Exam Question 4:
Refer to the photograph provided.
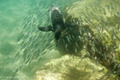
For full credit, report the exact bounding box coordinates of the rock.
[34,55,114,80]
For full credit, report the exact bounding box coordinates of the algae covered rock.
[62,0,120,78]
[34,55,114,80]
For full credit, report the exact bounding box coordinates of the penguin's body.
[38,6,65,42]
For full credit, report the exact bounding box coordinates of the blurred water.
[0,0,120,80]
[0,0,35,80]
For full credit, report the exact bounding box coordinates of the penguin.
[38,6,65,43]
[38,6,83,54]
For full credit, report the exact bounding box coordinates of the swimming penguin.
[38,6,83,54]
[38,6,65,43]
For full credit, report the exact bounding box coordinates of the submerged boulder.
[34,55,114,80]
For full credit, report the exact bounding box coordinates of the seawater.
[0,0,36,80]
[0,0,120,80]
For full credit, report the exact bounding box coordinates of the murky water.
[0,0,120,80]
[0,0,34,80]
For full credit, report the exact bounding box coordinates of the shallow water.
[0,0,34,80]
[0,0,120,80]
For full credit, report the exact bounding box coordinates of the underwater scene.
[0,0,120,80]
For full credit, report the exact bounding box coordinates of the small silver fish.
[92,66,95,73]
[65,44,68,51]
[66,36,71,44]
[78,36,82,41]
[76,42,79,47]
[106,44,108,51]
[74,49,77,54]
[116,24,119,29]
[71,35,75,40]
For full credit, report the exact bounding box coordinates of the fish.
[85,7,89,12]
[87,51,90,56]
[92,66,95,73]
[116,24,119,29]
[74,49,77,54]
[71,35,75,40]
[66,36,71,44]
[96,59,99,65]
[88,33,91,37]
[116,10,120,15]
[90,12,94,17]
[112,56,115,62]
[114,14,118,19]
[46,44,53,49]
[100,71,110,80]
[87,18,95,27]
[106,44,108,51]
[112,63,119,72]
[85,37,88,43]
[84,64,88,71]
[98,68,105,72]
[17,33,24,42]
[92,47,95,53]
[15,52,20,58]
[78,36,82,41]
[25,57,30,64]
[102,7,106,15]
[75,42,79,48]
[65,44,68,51]
[11,69,19,80]
[84,19,89,23]
[104,53,107,60]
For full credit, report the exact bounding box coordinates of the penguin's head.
[49,6,61,17]
[49,6,64,26]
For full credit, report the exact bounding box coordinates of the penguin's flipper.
[38,25,53,32]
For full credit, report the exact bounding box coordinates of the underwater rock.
[63,0,120,78]
[34,55,114,80]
